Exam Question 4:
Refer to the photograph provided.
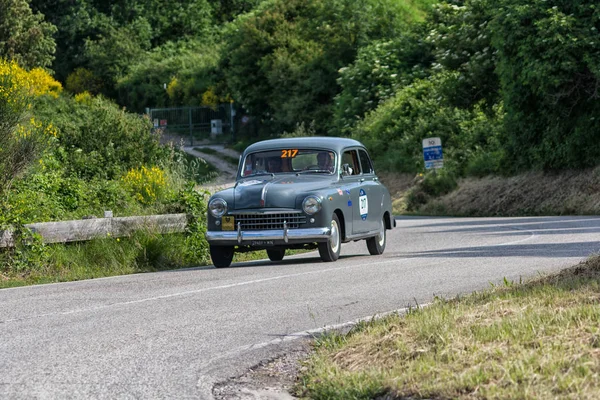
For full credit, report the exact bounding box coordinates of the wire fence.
[147,104,234,146]
[147,104,264,146]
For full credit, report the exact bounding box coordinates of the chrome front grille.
[234,213,306,230]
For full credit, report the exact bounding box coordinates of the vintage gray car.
[205,137,395,268]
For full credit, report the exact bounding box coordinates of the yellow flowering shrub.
[201,87,232,110]
[1,59,60,140]
[15,117,58,139]
[166,77,179,100]
[201,87,219,110]
[1,59,60,194]
[122,166,168,204]
[0,59,62,102]
[0,59,33,113]
[74,91,93,105]
[27,68,63,98]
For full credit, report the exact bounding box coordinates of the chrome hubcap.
[330,219,340,253]
[377,220,385,247]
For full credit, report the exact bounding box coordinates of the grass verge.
[0,235,313,289]
[297,255,600,399]
[0,231,209,289]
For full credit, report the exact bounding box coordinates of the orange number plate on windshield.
[281,149,299,158]
[222,216,235,231]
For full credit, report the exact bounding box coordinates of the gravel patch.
[212,340,312,400]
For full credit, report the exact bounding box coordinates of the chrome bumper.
[205,224,331,245]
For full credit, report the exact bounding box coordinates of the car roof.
[243,137,364,154]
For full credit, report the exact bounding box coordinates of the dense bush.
[354,72,504,174]
[33,94,165,180]
[405,169,458,210]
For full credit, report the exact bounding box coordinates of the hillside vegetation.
[5,0,596,178]
[0,59,210,286]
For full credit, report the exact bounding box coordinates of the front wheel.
[210,245,234,268]
[366,217,386,255]
[267,249,285,262]
[318,214,341,262]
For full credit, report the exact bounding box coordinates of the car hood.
[233,175,335,209]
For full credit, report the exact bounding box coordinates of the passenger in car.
[267,157,282,173]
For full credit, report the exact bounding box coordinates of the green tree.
[425,0,499,109]
[84,17,153,99]
[0,0,57,69]
[333,25,433,136]
[117,40,220,111]
[209,0,266,23]
[30,0,103,82]
[221,0,432,135]
[491,0,600,170]
[107,0,214,46]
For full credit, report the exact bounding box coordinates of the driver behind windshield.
[317,151,333,172]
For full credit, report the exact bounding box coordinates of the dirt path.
[183,146,239,193]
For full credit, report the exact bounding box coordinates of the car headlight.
[209,198,228,218]
[302,196,322,215]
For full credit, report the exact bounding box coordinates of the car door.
[340,149,369,235]
[357,149,383,232]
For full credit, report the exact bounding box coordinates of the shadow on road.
[398,241,600,259]
[400,216,600,230]
[227,254,364,269]
[158,254,367,273]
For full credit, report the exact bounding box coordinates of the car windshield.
[241,149,336,177]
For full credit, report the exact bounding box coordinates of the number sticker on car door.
[359,189,368,220]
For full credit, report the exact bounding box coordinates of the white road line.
[491,226,537,246]
[0,256,423,324]
[215,304,431,358]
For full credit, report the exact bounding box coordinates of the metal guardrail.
[0,214,188,248]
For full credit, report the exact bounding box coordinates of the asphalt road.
[1,216,599,399]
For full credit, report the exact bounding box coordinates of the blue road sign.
[422,137,444,169]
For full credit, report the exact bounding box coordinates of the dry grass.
[377,172,415,215]
[297,256,600,399]
[419,167,600,216]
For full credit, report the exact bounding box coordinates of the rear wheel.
[366,216,386,255]
[210,245,234,268]
[267,249,285,262]
[319,214,341,262]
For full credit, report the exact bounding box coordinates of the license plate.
[222,216,235,231]
[251,240,274,246]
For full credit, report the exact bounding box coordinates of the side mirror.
[341,163,353,176]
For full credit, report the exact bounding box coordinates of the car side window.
[341,150,361,175]
[358,150,374,175]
